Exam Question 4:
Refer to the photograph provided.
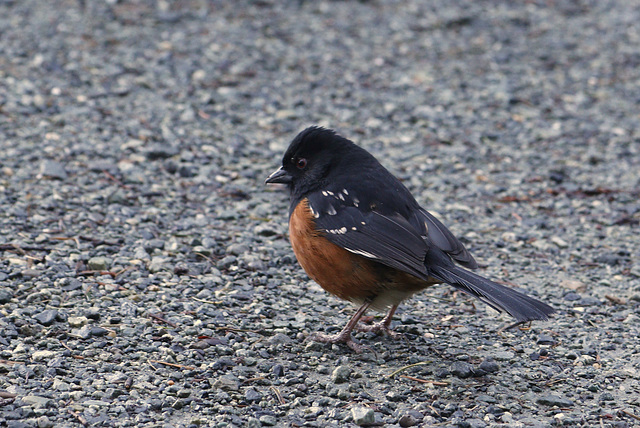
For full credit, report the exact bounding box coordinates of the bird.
[265,126,554,351]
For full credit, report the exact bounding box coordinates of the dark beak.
[265,167,292,185]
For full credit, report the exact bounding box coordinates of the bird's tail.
[430,264,554,322]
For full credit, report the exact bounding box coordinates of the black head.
[265,126,365,197]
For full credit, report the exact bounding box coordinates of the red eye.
[296,158,307,169]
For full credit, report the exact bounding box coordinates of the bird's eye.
[296,158,307,169]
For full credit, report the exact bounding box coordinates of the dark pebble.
[91,327,109,337]
[0,288,12,303]
[578,297,602,306]
[450,361,474,379]
[536,394,574,407]
[478,358,499,373]
[272,364,285,377]
[564,292,581,301]
[145,144,179,160]
[600,392,615,402]
[536,334,556,345]
[34,309,58,326]
[244,387,262,403]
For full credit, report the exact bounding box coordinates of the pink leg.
[309,301,372,352]
[355,305,402,339]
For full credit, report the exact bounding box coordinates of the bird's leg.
[355,304,402,339]
[309,301,372,352]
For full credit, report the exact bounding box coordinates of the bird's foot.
[308,331,371,353]
[355,319,403,339]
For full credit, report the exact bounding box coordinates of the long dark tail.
[430,264,554,322]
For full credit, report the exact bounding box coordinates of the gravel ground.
[1,0,640,427]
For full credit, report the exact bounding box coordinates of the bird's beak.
[265,166,292,185]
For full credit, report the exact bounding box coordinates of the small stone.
[245,417,261,428]
[21,395,52,409]
[148,256,168,273]
[87,257,110,271]
[272,364,285,377]
[600,392,615,402]
[73,325,92,339]
[244,387,262,402]
[68,316,89,328]
[478,358,499,374]
[269,333,292,345]
[493,351,515,361]
[464,418,487,428]
[536,334,556,345]
[254,224,279,237]
[177,389,191,398]
[90,327,109,337]
[476,394,498,403]
[450,361,474,378]
[226,243,250,255]
[216,255,237,270]
[39,160,67,179]
[34,309,58,326]
[385,391,404,402]
[398,414,419,427]
[537,394,574,407]
[351,406,375,426]
[259,415,277,426]
[550,236,569,248]
[21,269,42,278]
[212,374,239,391]
[560,279,586,292]
[332,365,352,384]
[37,415,54,428]
[0,288,12,303]
[564,292,582,301]
[31,350,55,361]
[145,143,179,160]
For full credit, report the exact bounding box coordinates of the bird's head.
[265,126,356,197]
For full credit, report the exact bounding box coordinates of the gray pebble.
[351,406,375,426]
[148,256,168,273]
[536,394,574,408]
[332,365,352,383]
[478,358,499,374]
[244,387,262,402]
[34,309,58,326]
[87,257,110,271]
[21,395,52,409]
[39,160,67,179]
[0,288,12,303]
[536,334,556,345]
[259,415,277,426]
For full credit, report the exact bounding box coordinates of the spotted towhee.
[266,126,554,351]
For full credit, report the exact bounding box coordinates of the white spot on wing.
[309,205,320,219]
[322,191,328,197]
[327,206,337,215]
[326,227,347,235]
[345,248,379,259]
[343,189,349,195]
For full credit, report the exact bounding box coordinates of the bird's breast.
[289,199,436,310]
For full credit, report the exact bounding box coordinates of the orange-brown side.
[289,198,434,307]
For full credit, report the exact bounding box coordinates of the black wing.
[409,208,478,269]
[306,189,430,280]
